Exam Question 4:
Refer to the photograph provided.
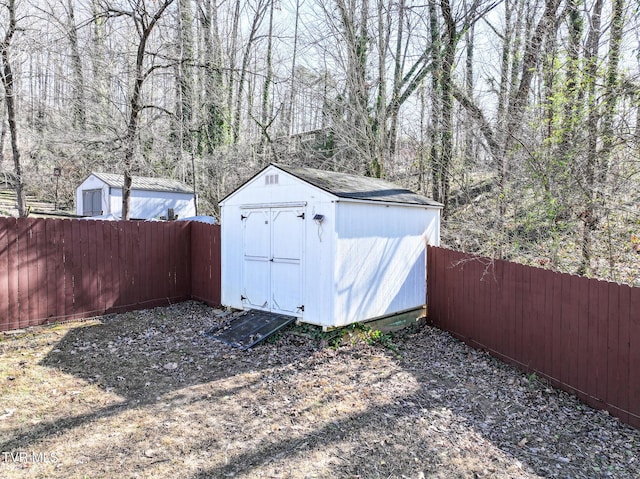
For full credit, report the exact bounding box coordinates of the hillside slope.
[442,177,640,286]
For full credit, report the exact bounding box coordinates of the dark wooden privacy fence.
[427,246,640,429]
[190,221,221,306]
[0,217,221,331]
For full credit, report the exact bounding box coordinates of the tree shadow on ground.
[1,302,312,454]
[186,326,640,479]
[2,303,638,479]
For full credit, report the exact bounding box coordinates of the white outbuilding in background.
[220,163,442,329]
[76,172,196,220]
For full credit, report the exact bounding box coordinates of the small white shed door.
[241,207,304,316]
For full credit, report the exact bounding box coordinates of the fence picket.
[549,272,563,384]
[176,221,192,294]
[515,263,526,368]
[528,268,545,373]
[616,284,631,424]
[575,275,590,403]
[606,282,620,411]
[561,274,577,391]
[488,259,500,354]
[24,218,37,325]
[79,219,92,316]
[126,221,137,305]
[595,281,610,408]
[62,220,75,319]
[94,220,106,312]
[36,219,47,323]
[117,221,129,309]
[17,219,32,327]
[542,269,555,377]
[0,219,9,330]
[107,221,120,312]
[6,218,18,330]
[628,287,640,429]
[51,220,65,320]
[504,261,517,361]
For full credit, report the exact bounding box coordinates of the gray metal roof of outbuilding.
[90,172,193,194]
[274,164,443,207]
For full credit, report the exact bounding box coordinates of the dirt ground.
[1,301,638,479]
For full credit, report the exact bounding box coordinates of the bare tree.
[196,0,226,152]
[66,0,86,128]
[231,0,269,144]
[1,0,26,216]
[175,0,194,152]
[103,0,176,220]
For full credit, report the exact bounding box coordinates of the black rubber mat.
[206,309,296,349]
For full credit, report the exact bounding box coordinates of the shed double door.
[241,207,304,316]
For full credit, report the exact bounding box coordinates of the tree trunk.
[428,0,442,203]
[1,0,26,217]
[500,0,561,164]
[121,0,176,220]
[439,0,457,216]
[286,0,301,137]
[91,0,108,121]
[199,0,225,152]
[0,111,6,164]
[463,15,475,173]
[176,0,195,152]
[335,0,371,171]
[558,0,583,166]
[228,0,241,142]
[386,0,404,160]
[579,0,603,275]
[231,0,268,144]
[259,0,275,158]
[598,0,624,182]
[67,0,86,128]
[372,0,389,177]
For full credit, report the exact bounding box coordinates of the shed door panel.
[243,260,270,309]
[243,210,270,258]
[271,262,301,315]
[82,189,102,216]
[271,209,303,315]
[271,209,302,261]
[242,210,271,310]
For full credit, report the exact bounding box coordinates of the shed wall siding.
[108,189,196,219]
[333,202,440,326]
[299,196,336,327]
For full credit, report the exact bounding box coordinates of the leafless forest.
[0,0,638,281]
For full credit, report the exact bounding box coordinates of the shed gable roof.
[274,164,442,207]
[88,172,192,194]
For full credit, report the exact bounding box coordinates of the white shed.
[220,163,442,329]
[75,172,196,220]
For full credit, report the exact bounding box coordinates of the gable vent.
[265,174,279,185]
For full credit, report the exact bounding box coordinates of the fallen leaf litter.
[0,301,638,478]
